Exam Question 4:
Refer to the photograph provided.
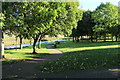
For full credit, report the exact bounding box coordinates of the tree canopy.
[2,1,82,53]
[92,2,119,41]
[72,2,120,42]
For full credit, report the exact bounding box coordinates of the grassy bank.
[37,41,120,73]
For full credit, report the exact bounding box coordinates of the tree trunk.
[30,39,32,45]
[32,38,38,54]
[115,35,118,42]
[95,35,98,42]
[75,37,77,42]
[90,35,93,43]
[111,35,114,41]
[19,35,22,49]
[76,37,79,42]
[73,37,75,42]
[38,39,41,49]
[104,34,106,42]
[16,37,18,51]
[0,29,4,59]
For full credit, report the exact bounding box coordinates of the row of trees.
[72,2,120,42]
[1,1,83,55]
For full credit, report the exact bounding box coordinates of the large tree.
[75,10,95,42]
[2,1,82,54]
[23,2,82,53]
[2,2,27,49]
[92,2,118,42]
[23,2,65,53]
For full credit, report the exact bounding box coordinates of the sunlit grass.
[37,41,120,73]
[57,41,119,53]
[58,45,119,53]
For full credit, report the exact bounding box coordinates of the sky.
[78,0,119,11]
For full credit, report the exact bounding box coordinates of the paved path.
[2,45,63,78]
[2,45,120,79]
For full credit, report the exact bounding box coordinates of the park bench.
[55,41,60,44]
[51,41,60,48]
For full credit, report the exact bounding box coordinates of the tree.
[2,1,83,54]
[23,2,82,53]
[0,11,5,58]
[2,2,27,49]
[48,2,83,37]
[23,2,67,53]
[92,2,118,42]
[71,28,77,42]
[76,10,95,42]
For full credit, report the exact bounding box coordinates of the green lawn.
[37,41,120,73]
[3,43,52,64]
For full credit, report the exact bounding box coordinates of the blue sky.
[78,0,119,11]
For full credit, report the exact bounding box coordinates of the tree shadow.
[24,53,50,58]
[57,41,119,49]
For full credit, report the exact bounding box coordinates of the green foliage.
[71,10,95,42]
[49,2,83,37]
[92,2,119,37]
[72,2,120,42]
[0,13,5,29]
[77,10,95,36]
[2,1,83,53]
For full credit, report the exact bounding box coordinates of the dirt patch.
[2,57,21,61]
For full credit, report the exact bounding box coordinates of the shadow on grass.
[63,47,120,54]
[37,47,120,73]
[24,53,50,58]
[61,48,120,69]
[4,51,17,54]
[57,41,120,49]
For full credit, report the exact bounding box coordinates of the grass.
[3,43,52,64]
[57,41,119,53]
[37,41,120,73]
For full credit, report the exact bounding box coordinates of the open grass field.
[37,41,120,73]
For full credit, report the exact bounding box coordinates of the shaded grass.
[3,40,67,64]
[57,41,119,53]
[3,43,52,64]
[37,41,120,73]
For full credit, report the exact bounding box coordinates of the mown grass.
[57,41,119,53]
[3,43,52,64]
[37,41,120,73]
